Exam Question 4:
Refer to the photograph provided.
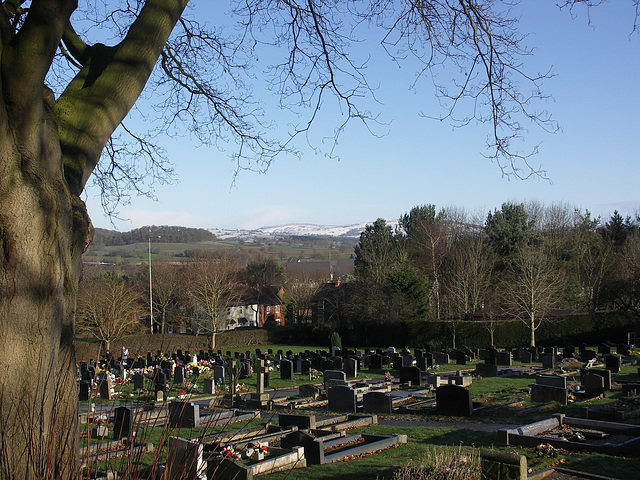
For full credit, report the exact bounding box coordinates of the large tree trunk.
[0,89,91,477]
[0,1,188,476]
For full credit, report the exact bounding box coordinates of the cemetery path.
[377,417,519,432]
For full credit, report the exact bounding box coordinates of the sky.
[82,2,640,232]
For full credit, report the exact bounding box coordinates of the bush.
[330,331,342,350]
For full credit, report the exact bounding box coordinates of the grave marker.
[436,385,473,416]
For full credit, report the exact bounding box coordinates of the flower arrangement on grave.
[309,369,319,381]
[235,383,247,393]
[243,441,268,459]
[219,446,240,460]
[561,428,586,442]
[384,372,393,382]
[535,443,557,458]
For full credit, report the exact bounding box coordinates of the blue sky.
[83,2,640,231]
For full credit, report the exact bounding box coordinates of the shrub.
[330,331,342,350]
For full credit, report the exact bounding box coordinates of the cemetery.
[76,341,640,479]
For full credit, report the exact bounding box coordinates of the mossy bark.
[0,0,188,476]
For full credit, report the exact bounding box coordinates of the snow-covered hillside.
[210,221,399,241]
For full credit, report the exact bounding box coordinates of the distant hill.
[92,225,215,246]
[210,221,399,242]
[90,220,400,247]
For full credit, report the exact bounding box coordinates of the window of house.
[275,305,280,313]
[266,306,270,314]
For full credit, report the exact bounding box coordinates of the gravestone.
[562,346,575,359]
[91,424,108,439]
[425,352,434,368]
[580,349,598,362]
[455,350,466,365]
[540,354,555,370]
[520,351,533,364]
[213,365,226,386]
[300,359,311,375]
[536,375,567,389]
[133,373,145,391]
[436,385,473,416]
[155,370,168,397]
[298,384,321,400]
[250,359,269,405]
[169,401,201,428]
[530,384,568,405]
[113,407,133,440]
[476,363,498,377]
[599,344,612,355]
[392,356,403,370]
[416,356,428,372]
[323,370,347,390]
[402,354,415,367]
[605,354,621,374]
[434,352,450,365]
[98,374,112,400]
[496,351,512,366]
[481,449,527,480]
[582,372,605,395]
[370,354,383,370]
[327,385,357,413]
[173,365,185,384]
[580,368,611,390]
[344,358,358,379]
[427,375,443,388]
[203,378,215,394]
[167,436,204,480]
[79,380,90,401]
[322,359,335,372]
[280,359,295,380]
[363,391,393,414]
[399,366,422,385]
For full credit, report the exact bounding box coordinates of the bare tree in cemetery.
[185,257,246,344]
[500,244,566,347]
[285,277,322,325]
[76,272,143,352]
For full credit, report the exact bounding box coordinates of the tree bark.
[0,1,188,476]
[0,86,89,478]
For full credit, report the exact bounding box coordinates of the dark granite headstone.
[582,372,605,395]
[113,406,132,440]
[605,354,621,373]
[540,354,555,370]
[203,378,215,394]
[475,363,498,377]
[169,401,201,428]
[399,366,422,385]
[363,391,393,414]
[280,359,294,380]
[173,365,185,384]
[530,384,568,405]
[327,385,357,412]
[344,357,358,379]
[436,385,473,416]
[323,370,347,390]
[370,354,383,370]
[79,380,90,401]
